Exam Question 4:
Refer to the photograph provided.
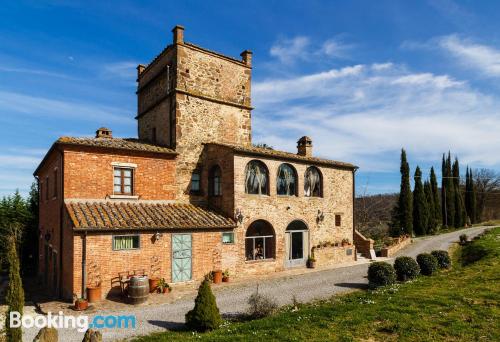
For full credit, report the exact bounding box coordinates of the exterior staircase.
[354,230,376,260]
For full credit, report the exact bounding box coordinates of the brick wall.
[72,230,225,299]
[63,146,176,200]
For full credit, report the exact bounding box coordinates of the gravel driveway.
[22,226,490,342]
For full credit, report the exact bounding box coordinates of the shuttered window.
[112,235,140,250]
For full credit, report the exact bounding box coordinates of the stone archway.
[285,220,309,267]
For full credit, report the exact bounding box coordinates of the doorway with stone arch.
[285,220,309,267]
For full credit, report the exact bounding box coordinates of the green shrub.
[431,250,451,269]
[461,244,489,265]
[367,262,396,288]
[394,256,420,281]
[416,253,438,276]
[185,280,222,331]
[459,234,468,244]
[247,291,278,319]
[5,235,24,342]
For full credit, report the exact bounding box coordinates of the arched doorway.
[285,220,309,267]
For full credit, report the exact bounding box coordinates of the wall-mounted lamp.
[316,210,325,224]
[235,209,244,224]
[153,232,163,242]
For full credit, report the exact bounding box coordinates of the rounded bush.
[394,256,420,281]
[367,262,396,288]
[431,250,451,269]
[416,253,439,276]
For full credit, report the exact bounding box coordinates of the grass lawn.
[135,228,500,342]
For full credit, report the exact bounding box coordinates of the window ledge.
[109,195,139,200]
[244,258,276,264]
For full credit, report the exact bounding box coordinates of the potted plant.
[212,270,223,284]
[149,256,161,293]
[307,256,316,268]
[74,297,88,311]
[341,238,350,247]
[157,278,171,294]
[86,261,102,303]
[222,270,230,282]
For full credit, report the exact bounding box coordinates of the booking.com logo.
[10,311,136,332]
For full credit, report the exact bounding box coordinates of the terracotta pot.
[86,286,101,303]
[222,276,229,283]
[149,278,159,293]
[161,287,170,294]
[74,300,88,311]
[307,260,316,269]
[212,270,222,284]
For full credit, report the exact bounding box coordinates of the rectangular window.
[112,235,140,250]
[53,170,58,198]
[335,215,342,227]
[222,232,234,244]
[45,177,49,201]
[114,167,133,195]
[190,171,201,193]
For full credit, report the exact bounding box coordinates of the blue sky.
[1,0,500,197]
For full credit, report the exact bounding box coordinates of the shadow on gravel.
[147,320,186,331]
[334,282,369,290]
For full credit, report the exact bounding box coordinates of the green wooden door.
[172,234,192,282]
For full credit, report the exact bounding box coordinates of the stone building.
[34,25,367,300]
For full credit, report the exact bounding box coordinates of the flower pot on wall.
[149,278,160,293]
[213,270,222,284]
[222,276,229,283]
[74,299,88,311]
[87,286,102,303]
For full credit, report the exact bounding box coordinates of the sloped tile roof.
[57,137,176,154]
[66,201,236,231]
[206,143,357,169]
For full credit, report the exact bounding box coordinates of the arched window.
[304,166,322,197]
[245,160,269,195]
[209,165,222,196]
[245,220,275,261]
[277,163,298,196]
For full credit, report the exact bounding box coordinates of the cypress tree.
[413,167,428,236]
[430,167,441,230]
[424,180,436,234]
[465,167,477,225]
[5,233,25,342]
[442,153,455,228]
[390,149,413,236]
[452,158,466,228]
[470,169,478,224]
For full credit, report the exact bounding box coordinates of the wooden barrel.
[128,276,149,304]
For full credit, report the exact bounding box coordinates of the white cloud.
[269,36,352,64]
[0,66,73,79]
[0,91,134,124]
[438,35,500,76]
[101,61,137,80]
[252,62,500,172]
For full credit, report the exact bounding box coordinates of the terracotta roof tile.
[66,201,236,231]
[206,143,357,169]
[57,137,176,154]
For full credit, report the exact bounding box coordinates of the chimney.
[172,25,185,44]
[96,127,112,139]
[136,64,145,79]
[240,50,253,66]
[297,136,312,157]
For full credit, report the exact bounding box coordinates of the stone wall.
[313,245,356,267]
[380,236,412,257]
[223,154,354,276]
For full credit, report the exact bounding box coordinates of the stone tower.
[136,25,253,201]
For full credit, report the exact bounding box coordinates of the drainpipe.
[81,231,87,299]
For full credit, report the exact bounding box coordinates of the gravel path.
[22,226,490,342]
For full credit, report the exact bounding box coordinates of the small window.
[113,235,140,250]
[191,171,201,193]
[209,165,222,196]
[114,167,133,195]
[45,176,49,201]
[53,170,58,198]
[222,232,234,244]
[335,215,342,227]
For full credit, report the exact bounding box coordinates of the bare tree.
[473,168,500,221]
